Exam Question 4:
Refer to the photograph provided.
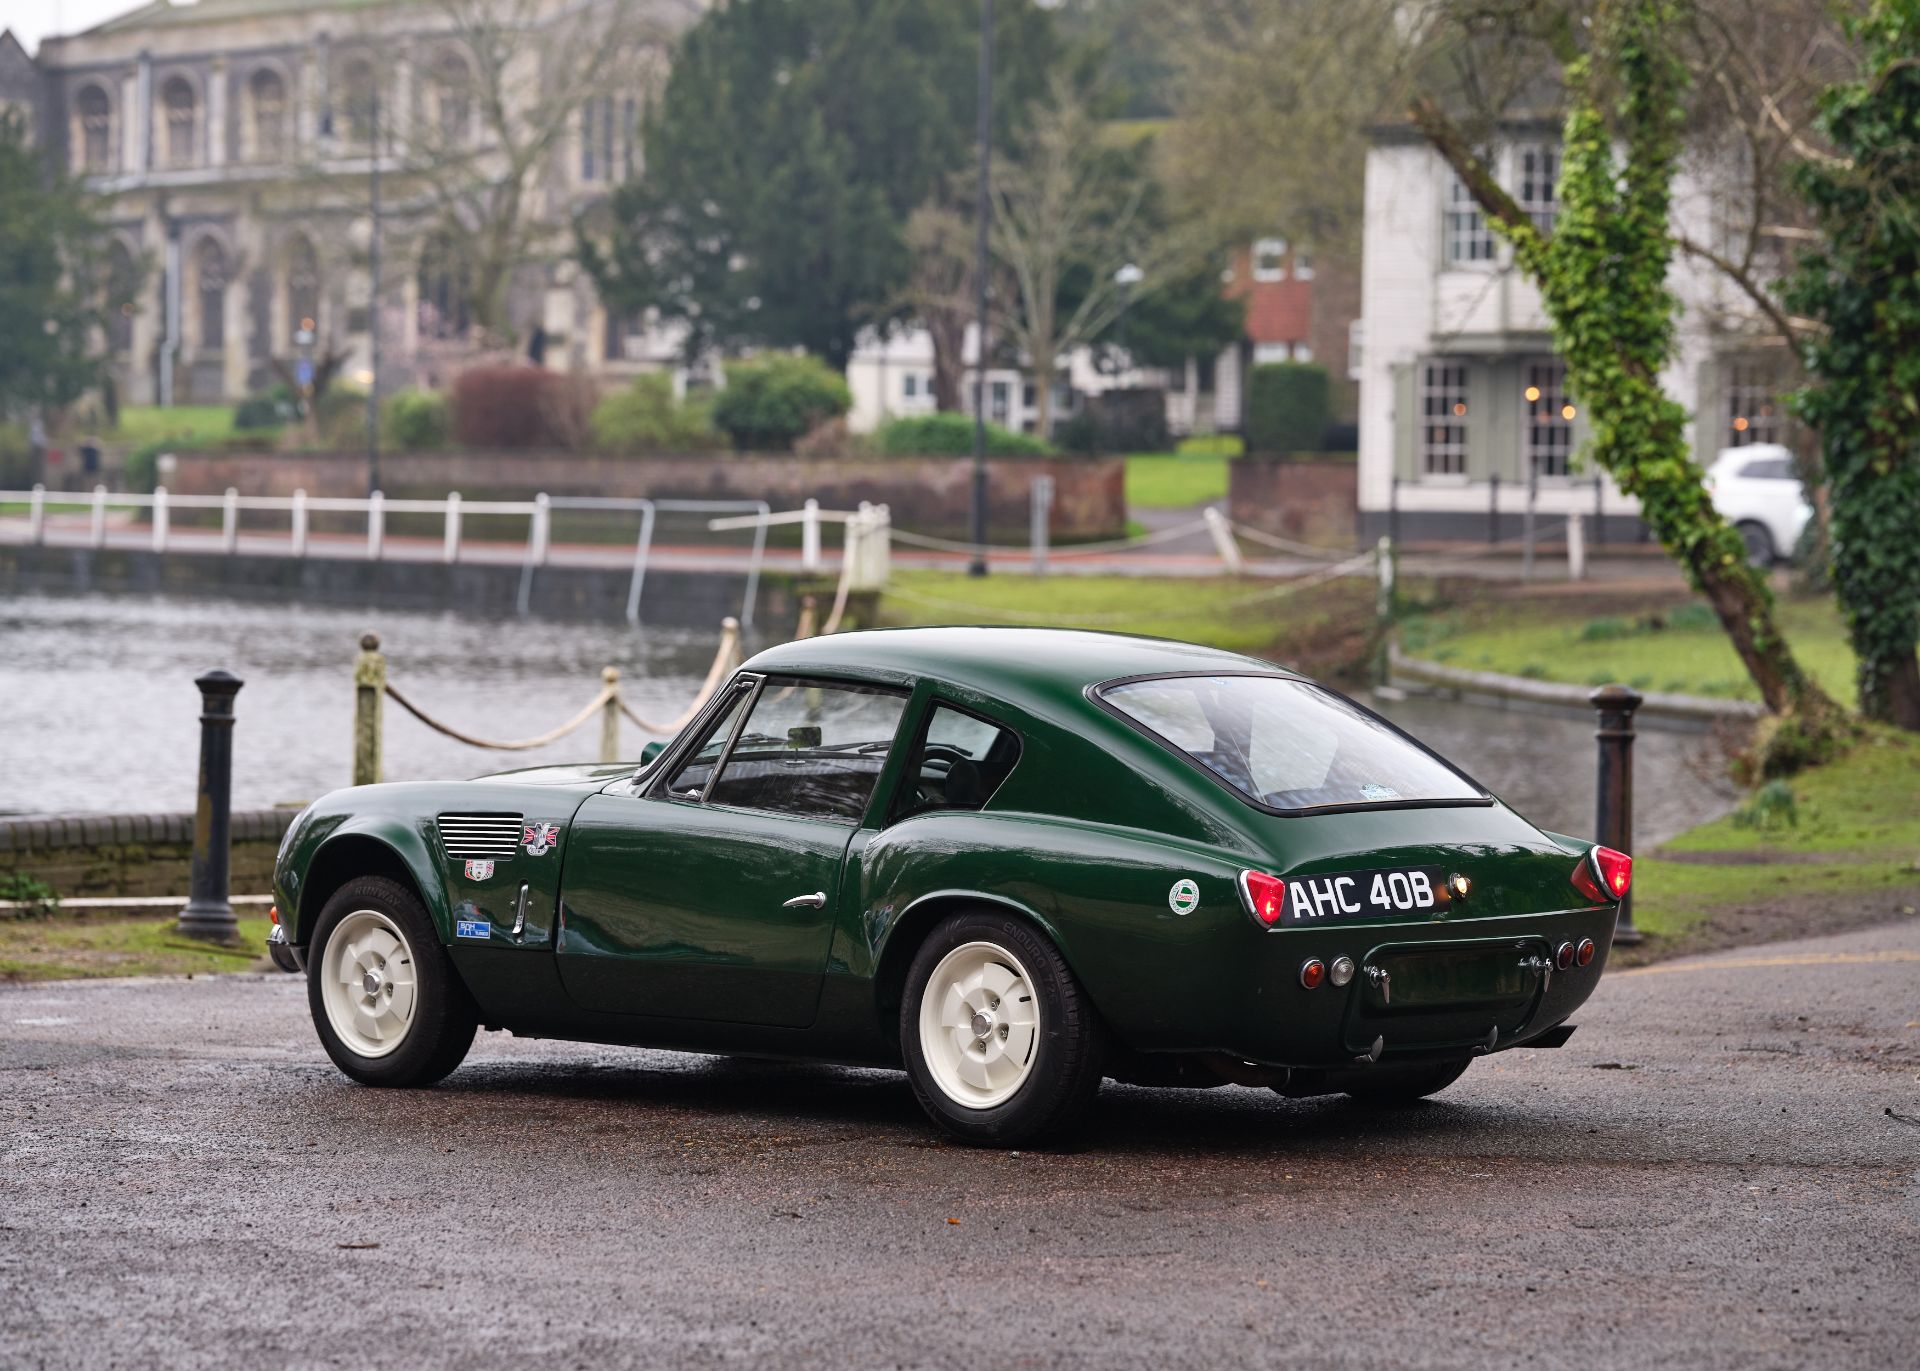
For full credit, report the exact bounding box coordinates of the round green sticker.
[1168,878,1200,915]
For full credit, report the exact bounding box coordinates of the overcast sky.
[8,0,149,55]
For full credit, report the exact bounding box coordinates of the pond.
[0,590,1736,846]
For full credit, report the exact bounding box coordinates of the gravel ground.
[2,919,1917,1370]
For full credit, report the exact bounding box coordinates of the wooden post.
[443,491,462,563]
[353,632,385,786]
[222,487,240,553]
[801,498,821,573]
[90,484,108,547]
[794,594,818,641]
[600,666,621,764]
[1203,506,1244,572]
[28,484,45,544]
[152,485,169,551]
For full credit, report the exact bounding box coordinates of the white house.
[1355,119,1796,541]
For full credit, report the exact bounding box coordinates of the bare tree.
[896,199,976,413]
[347,0,683,344]
[989,77,1197,435]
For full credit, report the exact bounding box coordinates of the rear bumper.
[1149,905,1618,1068]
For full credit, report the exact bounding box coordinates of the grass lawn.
[0,915,276,981]
[1400,593,1866,706]
[1124,452,1229,510]
[876,568,1378,661]
[109,405,238,446]
[1630,727,1920,948]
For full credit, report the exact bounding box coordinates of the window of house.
[1252,237,1288,282]
[581,95,617,181]
[1347,320,1365,381]
[433,55,471,146]
[417,231,472,341]
[1523,358,1573,477]
[895,704,1021,819]
[1252,341,1293,365]
[339,59,376,147]
[161,77,197,167]
[1518,144,1559,234]
[901,373,919,399]
[77,85,112,172]
[1444,173,1494,265]
[248,69,286,161]
[194,239,228,350]
[1420,361,1469,476]
[989,379,1010,425]
[1726,362,1782,446]
[1293,343,1314,364]
[1292,246,1314,281]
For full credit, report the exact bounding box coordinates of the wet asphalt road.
[3,921,1917,1371]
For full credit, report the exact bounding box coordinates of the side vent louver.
[436,813,524,860]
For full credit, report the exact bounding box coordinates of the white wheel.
[916,939,1042,1109]
[319,908,419,1059]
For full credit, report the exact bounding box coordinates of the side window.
[897,704,1021,819]
[662,685,752,799]
[705,678,908,823]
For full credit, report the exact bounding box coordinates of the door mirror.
[640,740,666,765]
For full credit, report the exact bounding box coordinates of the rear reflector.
[1571,846,1633,903]
[1555,941,1575,971]
[1239,870,1288,927]
[1299,959,1326,990]
[1576,938,1596,967]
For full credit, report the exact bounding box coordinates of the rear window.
[1097,674,1484,813]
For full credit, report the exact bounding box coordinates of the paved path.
[3,921,1914,1369]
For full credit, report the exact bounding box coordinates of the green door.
[556,675,909,1028]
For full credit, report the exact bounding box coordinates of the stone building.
[11,0,704,407]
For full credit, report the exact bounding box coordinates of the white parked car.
[1705,444,1813,565]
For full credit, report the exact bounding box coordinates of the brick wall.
[165,450,1127,541]
[0,810,295,900]
[1228,457,1360,550]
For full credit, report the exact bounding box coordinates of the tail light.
[1299,958,1326,989]
[269,905,280,926]
[1571,846,1632,903]
[1555,941,1575,971]
[1576,938,1596,967]
[1238,870,1287,927]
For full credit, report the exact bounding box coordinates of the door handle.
[782,891,827,909]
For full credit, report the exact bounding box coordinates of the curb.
[1388,645,1767,724]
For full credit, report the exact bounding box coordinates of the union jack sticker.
[522,822,560,857]
[463,859,495,881]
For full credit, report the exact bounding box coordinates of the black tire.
[1342,1058,1471,1105]
[1736,520,1776,567]
[900,910,1106,1147]
[306,875,478,1087]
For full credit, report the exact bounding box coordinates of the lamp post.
[967,0,994,579]
[366,79,383,499]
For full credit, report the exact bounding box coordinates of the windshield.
[1098,674,1484,812]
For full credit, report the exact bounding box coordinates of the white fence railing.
[2,484,772,628]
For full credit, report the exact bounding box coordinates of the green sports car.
[271,627,1631,1145]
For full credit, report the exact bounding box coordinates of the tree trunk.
[1030,347,1054,438]
[1878,654,1920,731]
[927,308,966,412]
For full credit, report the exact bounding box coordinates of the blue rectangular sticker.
[455,919,491,940]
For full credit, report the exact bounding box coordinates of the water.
[0,590,1737,845]
[1,592,716,815]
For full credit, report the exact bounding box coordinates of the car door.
[555,673,910,1028]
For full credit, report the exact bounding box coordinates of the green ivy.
[1448,0,1829,722]
[1785,0,1920,730]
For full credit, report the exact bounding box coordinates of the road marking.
[1617,950,1920,977]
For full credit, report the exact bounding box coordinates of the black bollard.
[177,670,245,943]
[1590,683,1643,946]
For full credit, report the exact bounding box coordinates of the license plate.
[1280,865,1451,924]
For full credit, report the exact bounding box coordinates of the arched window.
[106,241,138,355]
[77,85,113,172]
[339,59,376,147]
[193,238,229,350]
[432,53,470,146]
[249,68,287,161]
[285,234,320,341]
[161,76,197,167]
[416,230,471,341]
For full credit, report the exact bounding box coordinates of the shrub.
[589,373,723,453]
[876,411,1049,457]
[383,389,452,451]
[449,365,594,449]
[315,384,369,450]
[1176,433,1244,459]
[1579,616,1633,642]
[233,386,294,431]
[711,354,851,451]
[1245,362,1330,454]
[1055,388,1169,455]
[0,872,59,916]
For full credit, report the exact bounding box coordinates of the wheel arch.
[296,828,449,947]
[870,889,1079,1040]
